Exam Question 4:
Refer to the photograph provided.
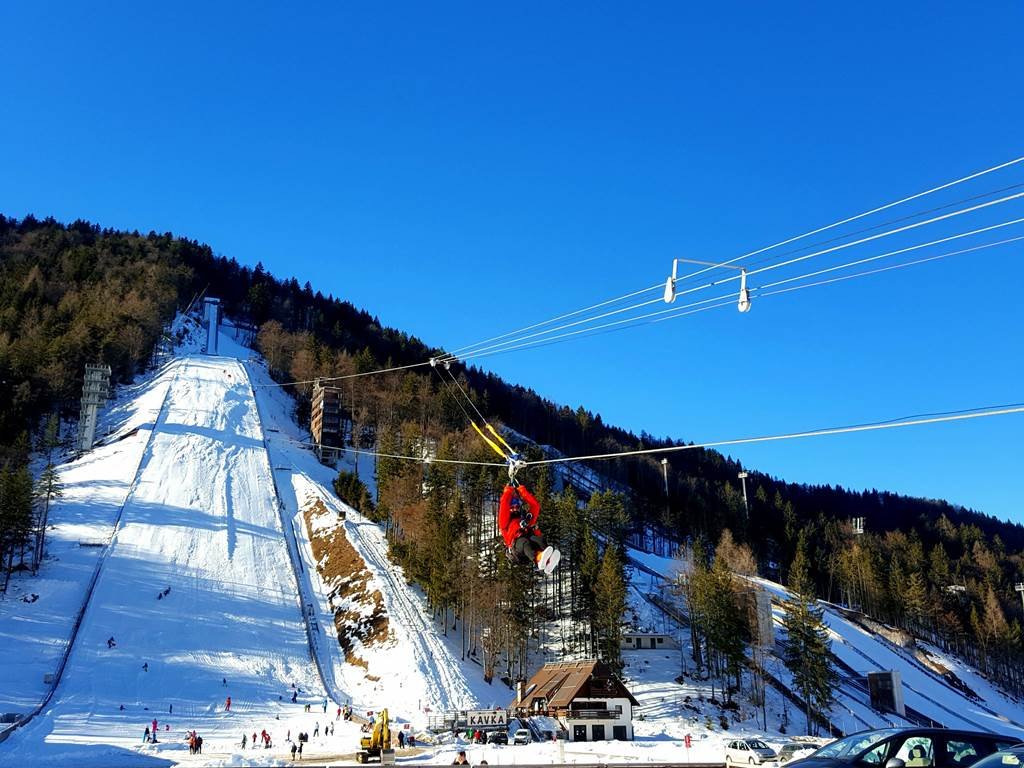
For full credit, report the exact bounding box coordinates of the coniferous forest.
[3,213,1024,698]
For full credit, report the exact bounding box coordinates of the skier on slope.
[498,480,560,574]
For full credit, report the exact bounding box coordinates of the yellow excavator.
[356,708,394,764]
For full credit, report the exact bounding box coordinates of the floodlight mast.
[738,471,749,516]
[664,258,751,313]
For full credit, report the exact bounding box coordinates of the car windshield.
[749,741,770,749]
[813,731,899,761]
[971,750,1024,768]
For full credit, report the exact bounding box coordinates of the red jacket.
[498,484,540,548]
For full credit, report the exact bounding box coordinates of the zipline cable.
[754,221,1024,291]
[752,237,1024,299]
[255,360,432,389]
[445,280,666,358]
[445,195,1024,363]
[667,190,1024,303]
[524,403,1024,466]
[286,436,506,467]
[429,359,518,462]
[451,219,1024,362]
[671,154,1024,284]
[454,233,1023,363]
[684,180,1024,284]
[449,157,1024,360]
[259,168,1024,388]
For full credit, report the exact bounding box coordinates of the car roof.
[847,728,1014,738]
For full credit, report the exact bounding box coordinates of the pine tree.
[781,531,837,735]
[904,571,929,631]
[577,528,600,655]
[1,465,34,591]
[594,543,626,671]
[33,462,63,571]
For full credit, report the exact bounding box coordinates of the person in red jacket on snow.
[499,481,560,574]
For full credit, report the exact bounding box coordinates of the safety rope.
[430,358,526,483]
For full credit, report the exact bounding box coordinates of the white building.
[511,659,638,742]
[621,632,678,650]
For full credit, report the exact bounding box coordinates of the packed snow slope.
[624,549,1024,738]
[0,361,176,718]
[1,352,328,765]
[0,325,499,767]
[244,349,499,718]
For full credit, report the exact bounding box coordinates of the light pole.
[738,471,749,517]
[661,459,670,556]
[1015,583,1024,617]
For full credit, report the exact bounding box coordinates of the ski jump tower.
[203,297,221,354]
[77,363,111,454]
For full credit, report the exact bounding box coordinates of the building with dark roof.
[511,659,638,742]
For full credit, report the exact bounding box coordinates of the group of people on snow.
[141,718,168,744]
[186,730,203,754]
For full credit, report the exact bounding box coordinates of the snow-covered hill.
[5,322,1024,767]
[625,549,1024,740]
[0,327,499,767]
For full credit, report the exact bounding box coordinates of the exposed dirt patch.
[303,497,390,671]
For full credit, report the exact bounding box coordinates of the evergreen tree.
[577,527,600,655]
[333,469,376,519]
[781,531,837,734]
[1,465,34,591]
[904,570,929,630]
[594,542,626,671]
[33,462,63,571]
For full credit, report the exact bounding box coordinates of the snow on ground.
[0,347,334,766]
[10,318,1024,766]
[245,353,509,723]
[752,577,1024,738]
[626,547,1024,738]
[0,360,178,718]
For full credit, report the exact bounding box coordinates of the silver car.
[727,739,778,765]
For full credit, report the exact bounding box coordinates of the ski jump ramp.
[2,355,327,765]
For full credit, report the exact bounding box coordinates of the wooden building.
[511,659,638,742]
[310,378,342,458]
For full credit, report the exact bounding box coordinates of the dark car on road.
[487,730,508,745]
[966,745,1024,768]
[790,728,1019,768]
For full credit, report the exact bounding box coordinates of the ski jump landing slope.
[1,355,327,766]
[626,549,1024,739]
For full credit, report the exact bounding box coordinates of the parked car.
[727,739,778,765]
[968,745,1024,768]
[513,729,531,745]
[778,743,818,764]
[487,730,508,745]
[789,728,1019,768]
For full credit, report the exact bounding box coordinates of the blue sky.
[2,2,1022,521]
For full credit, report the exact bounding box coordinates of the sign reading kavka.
[466,710,507,727]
